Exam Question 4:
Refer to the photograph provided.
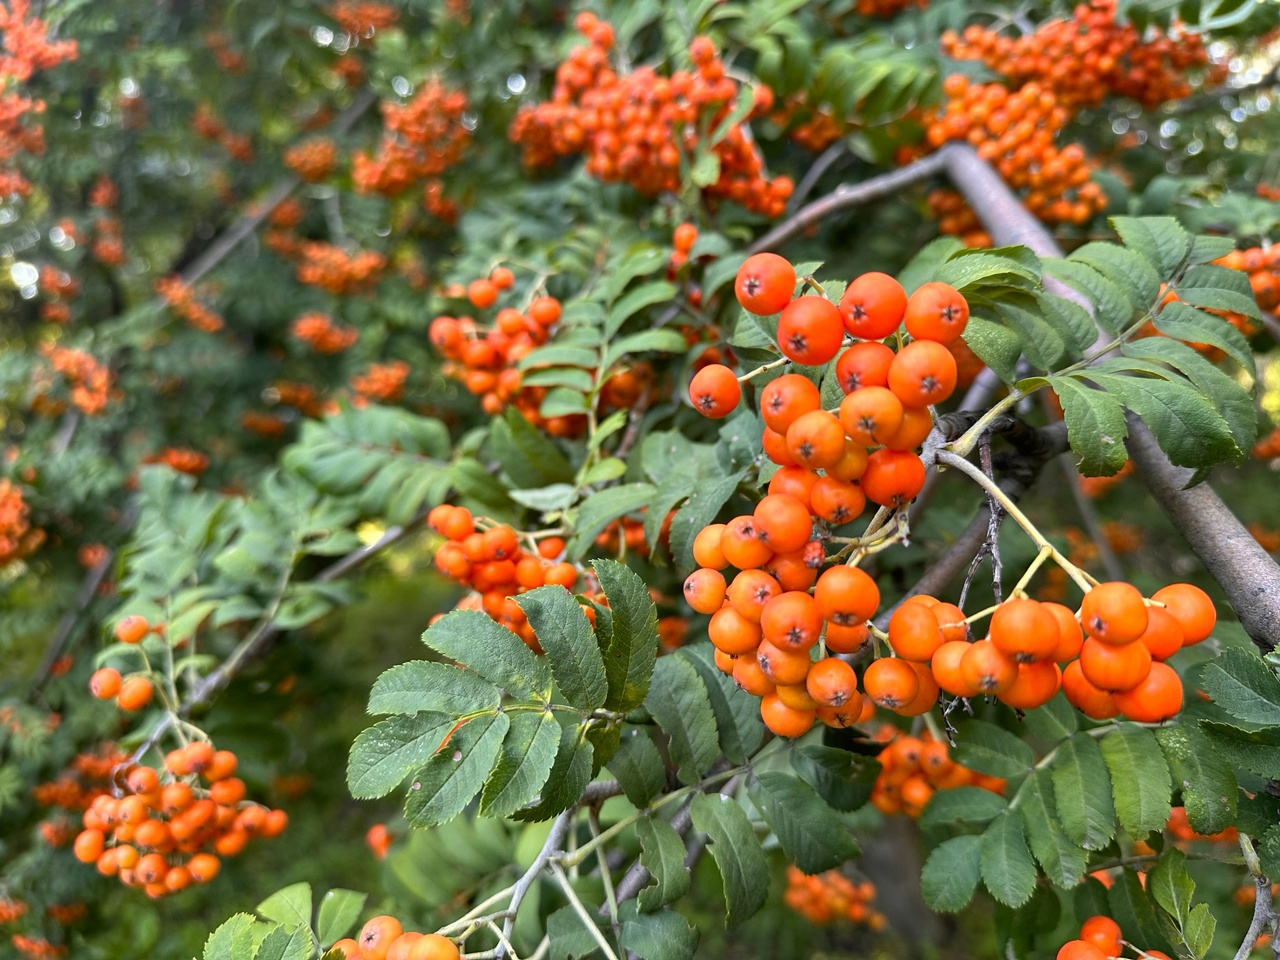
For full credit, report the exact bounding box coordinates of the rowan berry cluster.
[142,448,210,477]
[1167,806,1237,844]
[291,312,359,353]
[871,730,1006,817]
[857,0,926,16]
[670,222,698,270]
[1216,245,1280,326]
[0,478,43,568]
[331,914,460,960]
[326,1,399,36]
[71,740,287,898]
[295,242,386,294]
[202,30,245,74]
[89,215,125,266]
[783,866,885,928]
[1254,428,1280,460]
[38,265,78,324]
[241,410,289,438]
[351,360,410,404]
[0,0,77,198]
[191,103,253,162]
[272,380,325,417]
[352,79,469,209]
[911,77,1106,238]
[283,136,339,182]
[1058,915,1172,960]
[428,505,578,649]
[155,276,225,333]
[684,257,975,735]
[770,95,849,153]
[428,271,583,430]
[10,934,65,959]
[34,345,113,416]
[942,0,1213,110]
[509,16,792,217]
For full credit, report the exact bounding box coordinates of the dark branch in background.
[940,142,1280,650]
[786,144,853,212]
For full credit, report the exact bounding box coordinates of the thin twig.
[787,144,851,212]
[550,863,621,960]
[1234,835,1276,960]
[495,810,574,959]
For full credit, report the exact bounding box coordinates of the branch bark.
[940,142,1280,649]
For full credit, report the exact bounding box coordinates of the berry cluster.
[769,94,850,153]
[912,78,1106,238]
[34,345,113,416]
[241,410,289,438]
[1216,245,1280,327]
[351,360,410,404]
[1167,805,1236,844]
[90,214,125,266]
[291,312,360,353]
[10,935,65,959]
[72,741,287,898]
[352,79,468,215]
[38,265,78,325]
[1254,428,1280,460]
[295,242,386,294]
[1058,915,1171,960]
[871,729,1006,817]
[326,1,398,36]
[142,447,210,477]
[669,222,698,270]
[509,16,792,216]
[857,0,925,16]
[283,136,339,182]
[783,866,885,928]
[272,380,325,417]
[428,505,578,648]
[155,276,225,333]
[191,103,254,162]
[331,915,460,960]
[942,0,1213,110]
[202,30,246,74]
[428,273,581,428]
[0,478,42,568]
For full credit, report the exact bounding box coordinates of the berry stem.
[737,355,790,383]
[1008,544,1053,598]
[936,450,1095,594]
[799,275,828,297]
[946,389,1025,459]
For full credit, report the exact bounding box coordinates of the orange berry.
[89,667,122,699]
[1080,582,1148,645]
[117,676,153,711]
[760,691,816,738]
[115,615,150,644]
[839,272,907,340]
[1151,583,1215,643]
[989,598,1060,663]
[806,657,859,707]
[863,657,920,709]
[689,364,741,418]
[1078,636,1152,692]
[735,253,796,316]
[1112,661,1183,722]
[960,639,1018,694]
[777,296,844,366]
[903,282,969,345]
[683,568,727,615]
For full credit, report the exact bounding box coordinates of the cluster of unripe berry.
[295,241,386,295]
[71,741,287,898]
[911,77,1106,237]
[291,311,360,353]
[509,15,792,216]
[428,505,578,649]
[0,478,42,569]
[331,915,460,960]
[783,866,885,928]
[283,136,339,182]
[428,271,584,429]
[870,730,1006,818]
[1058,915,1172,960]
[352,78,468,220]
[941,0,1213,110]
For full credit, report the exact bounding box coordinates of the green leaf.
[256,883,312,930]
[1019,770,1088,889]
[1111,216,1192,276]
[1100,725,1172,838]
[508,484,578,511]
[1021,693,1079,743]
[254,925,312,960]
[919,786,1008,830]
[993,300,1068,371]
[1183,902,1216,959]
[593,559,660,712]
[690,150,721,188]
[519,345,599,370]
[678,646,765,764]
[607,282,679,338]
[479,709,561,818]
[952,720,1035,779]
[962,315,1024,384]
[1187,235,1236,264]
[1072,243,1162,309]
[1052,734,1117,850]
[667,471,748,573]
[690,792,769,926]
[367,661,501,717]
[636,817,693,911]
[511,722,594,822]
[607,728,667,808]
[540,388,590,418]
[1091,371,1239,468]
[980,811,1037,908]
[1121,338,1257,453]
[517,587,607,711]
[203,914,256,960]
[316,889,366,948]
[546,903,602,959]
[644,656,719,784]
[792,745,879,813]
[703,252,747,297]
[1200,649,1280,725]
[749,771,860,874]
[1051,376,1131,476]
[897,236,966,293]
[1039,292,1098,357]
[1044,259,1137,334]
[603,329,690,369]
[618,903,700,960]
[404,712,510,827]
[566,484,657,557]
[1154,301,1255,373]
[347,713,457,800]
[1155,719,1237,835]
[1176,263,1263,320]
[921,835,983,913]
[1198,720,1280,777]
[1108,869,1174,955]
[422,609,552,702]
[1149,847,1195,924]
[491,408,575,486]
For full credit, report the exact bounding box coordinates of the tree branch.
[939,141,1280,649]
